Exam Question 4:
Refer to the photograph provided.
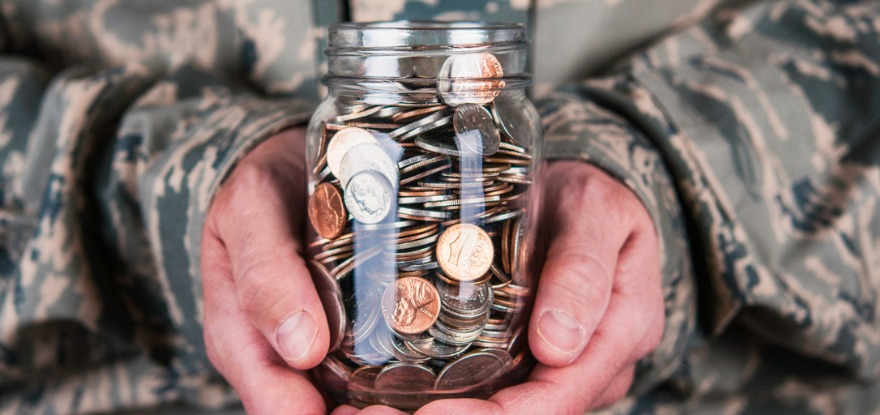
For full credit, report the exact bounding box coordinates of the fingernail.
[275,310,317,362]
[536,309,585,356]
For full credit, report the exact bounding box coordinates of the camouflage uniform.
[0,0,877,413]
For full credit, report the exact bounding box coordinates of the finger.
[342,406,408,415]
[530,163,633,367]
[201,234,325,415]
[415,398,502,415]
[588,364,635,410]
[330,405,360,415]
[210,157,330,370]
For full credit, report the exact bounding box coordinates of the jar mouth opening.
[328,20,528,50]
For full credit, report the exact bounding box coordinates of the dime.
[434,349,513,390]
[308,182,347,240]
[436,224,494,282]
[338,143,400,189]
[327,127,379,178]
[381,277,441,335]
[309,261,347,353]
[374,362,435,392]
[453,104,500,156]
[344,171,395,224]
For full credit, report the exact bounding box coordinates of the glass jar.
[305,21,542,410]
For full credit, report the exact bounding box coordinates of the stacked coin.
[308,52,537,409]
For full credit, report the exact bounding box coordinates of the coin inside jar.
[308,182,347,240]
[453,104,500,156]
[327,127,380,178]
[381,277,441,335]
[344,170,395,224]
[436,223,494,282]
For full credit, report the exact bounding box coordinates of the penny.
[436,224,494,283]
[453,104,500,156]
[434,349,513,390]
[327,127,379,178]
[381,277,441,335]
[374,362,435,392]
[438,53,505,106]
[308,261,347,352]
[344,171,395,224]
[338,143,400,189]
[350,365,383,390]
[308,182,347,240]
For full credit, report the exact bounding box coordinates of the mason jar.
[305,21,542,410]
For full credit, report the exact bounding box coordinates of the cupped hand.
[200,127,330,414]
[334,161,664,415]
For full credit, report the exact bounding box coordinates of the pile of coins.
[307,52,537,408]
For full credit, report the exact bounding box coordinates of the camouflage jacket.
[0,0,878,414]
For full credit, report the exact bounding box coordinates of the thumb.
[211,160,330,370]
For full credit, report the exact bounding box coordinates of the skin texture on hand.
[202,128,663,414]
[334,161,665,415]
[201,127,329,415]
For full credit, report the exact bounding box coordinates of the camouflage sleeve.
[0,59,312,413]
[0,1,319,412]
[539,0,880,401]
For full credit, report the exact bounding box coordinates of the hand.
[334,161,664,415]
[200,127,330,414]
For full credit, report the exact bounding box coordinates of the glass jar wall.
[305,21,542,410]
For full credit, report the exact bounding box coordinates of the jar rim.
[328,20,528,50]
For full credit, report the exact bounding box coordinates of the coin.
[381,276,441,335]
[308,182,347,240]
[491,98,535,148]
[436,224,494,282]
[374,362,436,392]
[438,53,505,106]
[434,349,513,390]
[338,143,400,189]
[436,279,492,316]
[344,171,395,224]
[405,337,471,359]
[453,104,500,156]
[309,261,347,353]
[327,127,379,178]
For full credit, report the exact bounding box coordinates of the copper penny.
[436,223,494,282]
[308,182,347,239]
[381,277,440,335]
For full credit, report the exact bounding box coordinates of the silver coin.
[308,261,347,353]
[347,285,381,346]
[344,171,395,224]
[327,127,380,179]
[434,349,513,390]
[491,99,535,148]
[405,337,471,359]
[338,143,399,189]
[436,279,493,316]
[374,362,436,392]
[454,104,500,155]
[388,110,450,140]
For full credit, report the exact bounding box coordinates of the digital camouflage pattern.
[0,0,877,414]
